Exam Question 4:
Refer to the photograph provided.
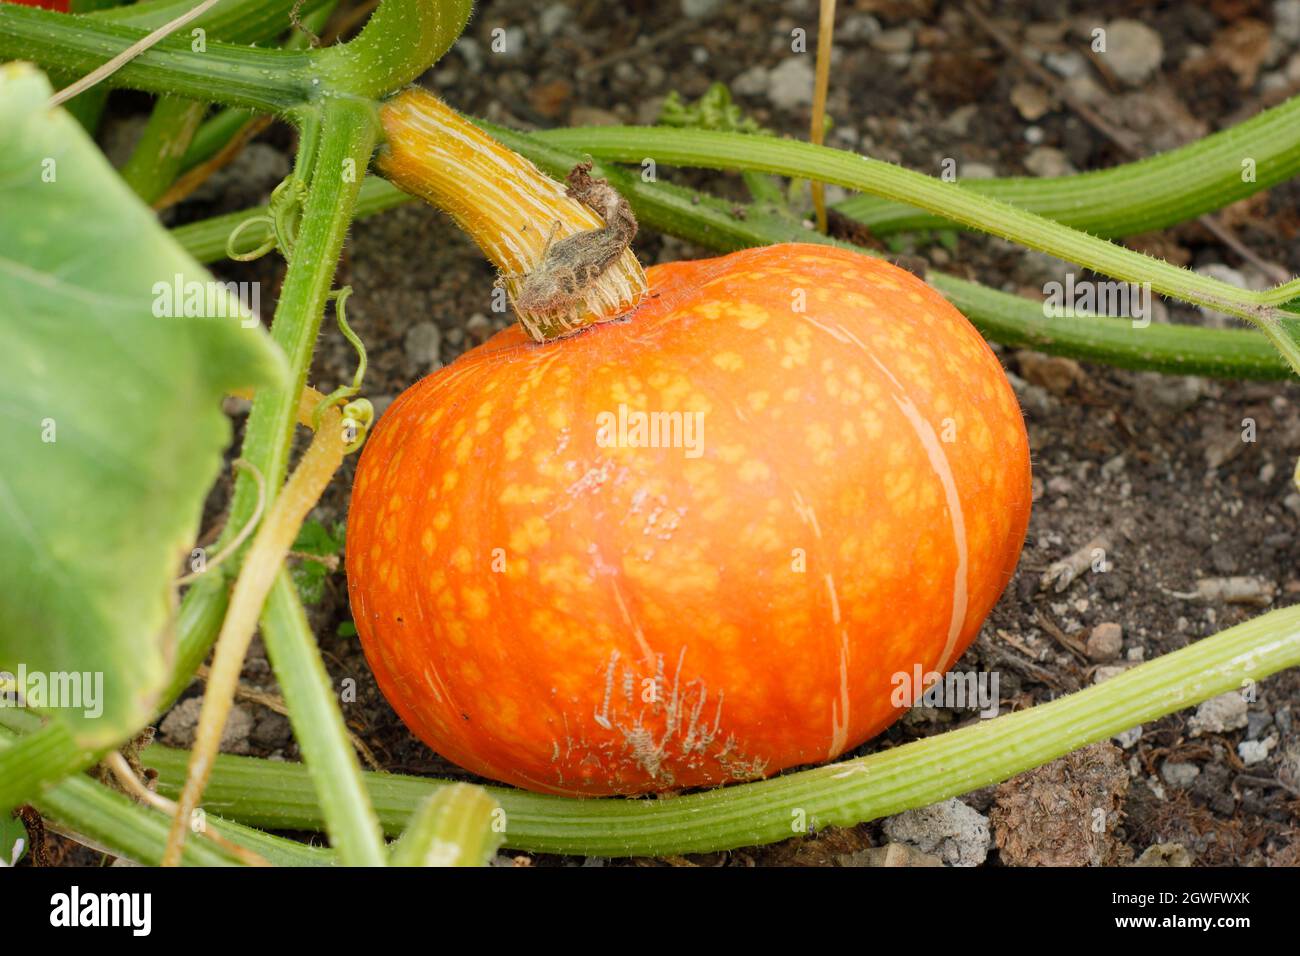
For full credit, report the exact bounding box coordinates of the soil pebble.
[881,798,991,867]
[1188,691,1250,736]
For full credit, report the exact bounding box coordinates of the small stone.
[1010,83,1052,121]
[1278,0,1300,45]
[1046,476,1073,495]
[731,64,769,97]
[871,27,914,54]
[403,321,443,371]
[679,0,719,17]
[960,162,996,180]
[1188,691,1249,736]
[1132,843,1193,867]
[1086,622,1124,661]
[454,37,482,71]
[1103,20,1164,87]
[841,14,882,42]
[251,711,293,750]
[766,57,816,110]
[1132,372,1205,415]
[1210,547,1240,576]
[1160,761,1201,788]
[1114,725,1143,749]
[1024,146,1076,178]
[1238,736,1277,766]
[1043,50,1085,78]
[837,842,943,867]
[1099,573,1130,600]
[941,105,978,137]
[159,698,253,755]
[1093,665,1129,684]
[465,313,492,343]
[1016,351,1084,396]
[539,3,571,36]
[881,798,991,867]
[1246,710,1273,740]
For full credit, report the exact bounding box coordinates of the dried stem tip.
[376,88,648,342]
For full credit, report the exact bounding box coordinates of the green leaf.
[0,810,28,866]
[659,83,770,136]
[293,518,345,557]
[290,519,344,605]
[290,562,328,606]
[0,64,286,801]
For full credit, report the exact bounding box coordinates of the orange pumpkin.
[346,243,1031,796]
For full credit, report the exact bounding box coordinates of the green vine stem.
[261,573,387,865]
[1,0,471,110]
[388,783,503,867]
[96,0,330,40]
[836,94,1300,237]
[311,0,470,98]
[120,96,206,203]
[0,719,83,812]
[162,4,467,731]
[0,5,314,112]
[0,721,331,865]
[162,384,375,866]
[489,126,1295,380]
[145,603,1300,858]
[114,0,337,204]
[536,127,1300,373]
[170,162,1291,381]
[210,100,373,570]
[164,98,386,865]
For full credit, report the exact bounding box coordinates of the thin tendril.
[176,459,267,584]
[311,286,373,451]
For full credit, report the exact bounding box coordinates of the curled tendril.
[225,215,278,262]
[312,286,372,451]
[269,178,309,259]
[222,177,371,451]
[224,176,310,263]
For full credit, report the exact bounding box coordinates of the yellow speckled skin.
[346,244,1031,796]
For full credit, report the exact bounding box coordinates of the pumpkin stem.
[376,88,648,342]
